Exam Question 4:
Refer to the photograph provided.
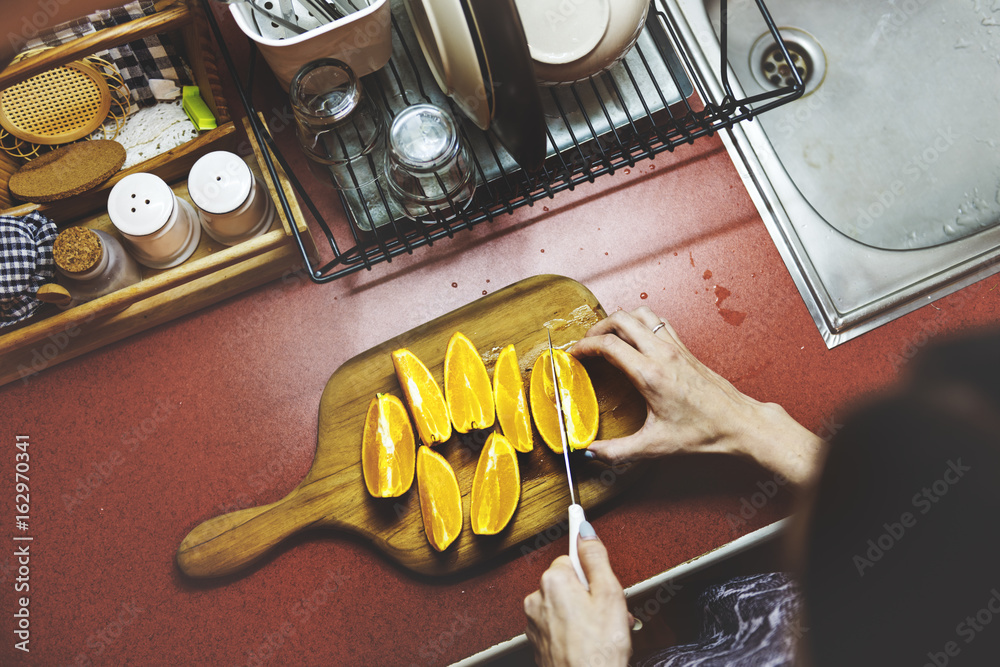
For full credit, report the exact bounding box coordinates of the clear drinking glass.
[290,58,384,191]
[384,103,477,221]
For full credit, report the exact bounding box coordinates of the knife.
[547,328,589,591]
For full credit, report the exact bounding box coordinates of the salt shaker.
[52,226,141,305]
[384,104,476,220]
[108,173,201,269]
[187,151,275,246]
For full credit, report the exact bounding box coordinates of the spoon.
[215,0,307,35]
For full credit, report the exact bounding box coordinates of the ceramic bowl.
[514,0,649,85]
[230,1,393,90]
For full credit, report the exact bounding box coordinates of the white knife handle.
[568,503,589,591]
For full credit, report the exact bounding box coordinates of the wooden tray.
[177,275,647,578]
[0,1,317,386]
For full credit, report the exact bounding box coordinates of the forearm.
[730,400,825,490]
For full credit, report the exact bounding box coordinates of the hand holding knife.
[546,328,589,591]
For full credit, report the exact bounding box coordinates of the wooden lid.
[53,226,103,274]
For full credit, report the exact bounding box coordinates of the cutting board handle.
[176,486,324,578]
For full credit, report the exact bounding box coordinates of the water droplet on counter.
[673,252,678,256]
[703,269,713,280]
[649,164,656,170]
[689,252,695,267]
[486,279,490,283]
[605,252,609,256]
[482,290,487,295]
[540,249,545,253]
[624,168,631,175]
[543,206,549,212]
[955,37,972,48]
[452,282,458,288]
[640,292,648,300]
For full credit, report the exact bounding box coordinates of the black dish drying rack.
[202,0,804,283]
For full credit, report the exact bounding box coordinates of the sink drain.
[749,28,826,96]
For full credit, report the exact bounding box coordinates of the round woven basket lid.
[0,61,112,145]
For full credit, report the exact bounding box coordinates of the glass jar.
[53,227,141,306]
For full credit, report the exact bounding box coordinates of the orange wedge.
[392,348,452,446]
[416,446,463,551]
[471,432,521,535]
[444,332,495,433]
[361,393,415,498]
[492,344,533,452]
[529,348,599,453]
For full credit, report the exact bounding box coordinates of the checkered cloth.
[0,212,58,328]
[22,0,191,108]
[91,0,192,106]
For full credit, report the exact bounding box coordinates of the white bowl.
[230,1,393,90]
[515,0,649,85]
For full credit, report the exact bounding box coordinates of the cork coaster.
[9,139,126,203]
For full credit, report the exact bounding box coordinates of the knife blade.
[547,328,589,591]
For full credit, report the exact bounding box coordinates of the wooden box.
[0,0,314,387]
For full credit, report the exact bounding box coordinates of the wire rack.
[202,0,803,283]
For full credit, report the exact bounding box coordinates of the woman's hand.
[524,523,631,667]
[572,307,823,488]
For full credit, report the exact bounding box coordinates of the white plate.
[518,0,609,65]
[403,0,492,130]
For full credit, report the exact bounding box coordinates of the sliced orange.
[492,344,533,452]
[471,432,521,535]
[416,446,463,551]
[529,349,599,453]
[361,393,415,498]
[392,348,452,446]
[444,332,495,433]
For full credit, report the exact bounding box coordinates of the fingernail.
[578,521,598,540]
[582,450,596,461]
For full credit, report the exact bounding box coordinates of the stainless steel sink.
[668,0,1000,346]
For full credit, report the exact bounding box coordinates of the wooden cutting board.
[177,275,645,578]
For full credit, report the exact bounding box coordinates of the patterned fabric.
[0,212,58,327]
[638,573,803,667]
[22,0,191,108]
[91,0,191,107]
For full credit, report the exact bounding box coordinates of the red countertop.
[3,16,1000,667]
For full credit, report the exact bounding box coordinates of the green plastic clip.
[182,86,217,131]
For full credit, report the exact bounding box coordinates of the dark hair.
[801,332,1000,666]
